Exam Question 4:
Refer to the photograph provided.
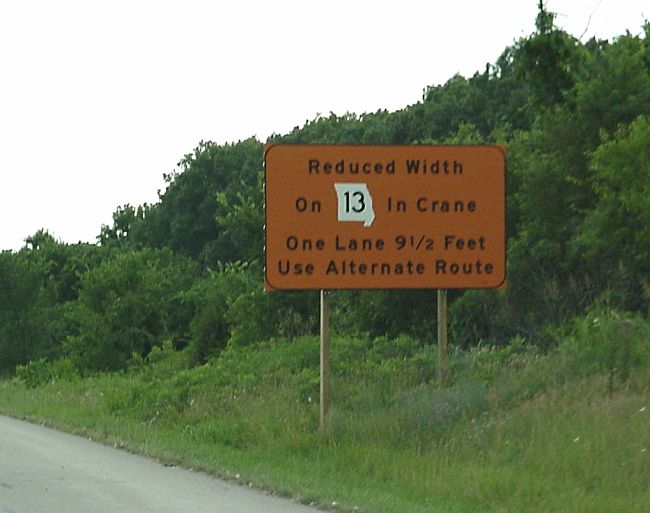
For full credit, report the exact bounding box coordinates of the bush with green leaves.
[559,309,649,394]
[0,250,60,374]
[64,248,196,372]
[183,263,253,363]
[14,357,78,388]
[184,263,318,363]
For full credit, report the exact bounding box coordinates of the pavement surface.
[0,415,322,513]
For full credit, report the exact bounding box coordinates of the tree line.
[1,4,648,374]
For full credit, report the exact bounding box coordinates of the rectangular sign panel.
[264,145,506,290]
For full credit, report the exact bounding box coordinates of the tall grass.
[1,312,649,513]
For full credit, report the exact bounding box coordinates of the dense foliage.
[1,5,648,374]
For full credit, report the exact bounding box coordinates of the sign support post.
[320,289,331,433]
[437,289,448,386]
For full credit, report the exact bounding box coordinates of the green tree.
[98,204,149,246]
[0,251,55,373]
[213,172,264,265]
[129,138,263,267]
[576,116,650,310]
[64,248,196,372]
[513,1,584,110]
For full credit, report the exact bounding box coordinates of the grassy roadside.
[1,312,649,513]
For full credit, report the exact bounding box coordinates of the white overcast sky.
[0,0,647,251]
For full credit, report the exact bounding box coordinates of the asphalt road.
[0,415,321,513]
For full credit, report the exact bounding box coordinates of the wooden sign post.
[320,290,330,433]
[438,289,448,387]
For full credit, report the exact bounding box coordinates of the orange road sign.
[264,144,506,290]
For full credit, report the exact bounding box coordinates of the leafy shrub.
[128,340,191,380]
[183,263,253,363]
[15,357,78,387]
[332,334,436,386]
[182,261,318,364]
[559,309,650,393]
[0,250,60,374]
[227,287,318,348]
[333,290,437,341]
[64,248,196,372]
